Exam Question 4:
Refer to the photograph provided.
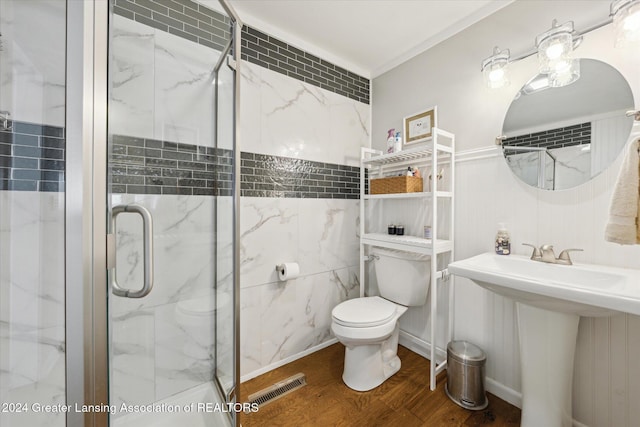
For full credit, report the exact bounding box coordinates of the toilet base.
[341,323,401,391]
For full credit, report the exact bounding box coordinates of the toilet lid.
[332,297,397,328]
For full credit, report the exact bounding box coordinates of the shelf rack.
[359,128,455,391]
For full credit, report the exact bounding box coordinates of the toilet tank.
[372,247,431,306]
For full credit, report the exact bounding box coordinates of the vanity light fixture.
[535,20,581,87]
[535,20,576,74]
[483,1,640,89]
[611,0,640,45]
[481,47,510,88]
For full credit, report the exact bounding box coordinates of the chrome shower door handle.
[110,204,154,298]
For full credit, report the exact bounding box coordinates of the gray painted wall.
[373,2,640,426]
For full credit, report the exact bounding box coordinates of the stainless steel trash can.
[445,340,488,410]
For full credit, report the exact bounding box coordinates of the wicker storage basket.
[370,176,423,194]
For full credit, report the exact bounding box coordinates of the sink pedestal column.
[516,303,579,427]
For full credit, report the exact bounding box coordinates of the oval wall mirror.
[501,59,634,190]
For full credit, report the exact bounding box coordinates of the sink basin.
[448,253,640,427]
[448,252,640,317]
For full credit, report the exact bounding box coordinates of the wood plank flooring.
[239,343,520,426]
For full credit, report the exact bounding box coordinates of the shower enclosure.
[0,0,241,426]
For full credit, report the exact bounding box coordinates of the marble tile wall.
[0,0,66,127]
[0,191,66,427]
[240,61,370,167]
[111,14,223,146]
[109,8,370,394]
[238,60,369,378]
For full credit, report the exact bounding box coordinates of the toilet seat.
[332,297,398,328]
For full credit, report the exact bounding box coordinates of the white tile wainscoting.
[452,147,640,426]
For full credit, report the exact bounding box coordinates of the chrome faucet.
[522,243,583,265]
[522,243,541,260]
[540,244,557,263]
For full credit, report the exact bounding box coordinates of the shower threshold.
[112,382,232,427]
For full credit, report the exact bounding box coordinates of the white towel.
[605,137,640,244]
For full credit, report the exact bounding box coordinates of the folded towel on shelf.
[605,137,640,244]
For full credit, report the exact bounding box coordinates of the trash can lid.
[447,340,486,363]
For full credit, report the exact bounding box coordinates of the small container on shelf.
[388,224,396,235]
[395,225,405,236]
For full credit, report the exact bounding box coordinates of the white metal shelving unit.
[359,128,455,391]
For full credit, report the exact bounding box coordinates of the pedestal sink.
[448,253,640,427]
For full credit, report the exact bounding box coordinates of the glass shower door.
[0,1,68,426]
[212,30,236,403]
[106,1,238,425]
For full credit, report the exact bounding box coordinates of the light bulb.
[613,0,640,46]
[549,58,580,87]
[481,47,510,89]
[545,42,565,59]
[489,68,504,82]
[554,59,571,72]
[624,9,640,31]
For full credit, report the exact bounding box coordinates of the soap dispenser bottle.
[394,131,402,152]
[387,129,395,153]
[495,223,511,255]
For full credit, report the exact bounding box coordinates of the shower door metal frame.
[65,0,109,426]
[211,0,243,414]
[65,0,241,426]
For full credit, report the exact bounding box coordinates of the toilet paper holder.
[275,262,300,281]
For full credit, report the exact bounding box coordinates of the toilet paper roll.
[277,262,300,281]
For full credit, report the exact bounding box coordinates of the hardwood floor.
[239,343,521,426]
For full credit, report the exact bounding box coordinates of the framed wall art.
[403,106,437,146]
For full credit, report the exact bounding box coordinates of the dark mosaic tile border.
[111,136,361,198]
[504,122,591,155]
[112,0,370,105]
[112,0,231,52]
[1,123,362,198]
[240,152,361,199]
[241,26,370,105]
[1,121,362,198]
[110,135,233,196]
[0,121,65,192]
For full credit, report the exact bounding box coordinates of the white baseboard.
[240,338,339,383]
[398,330,447,361]
[399,330,524,412]
[485,377,522,409]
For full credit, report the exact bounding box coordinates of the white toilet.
[331,247,431,391]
